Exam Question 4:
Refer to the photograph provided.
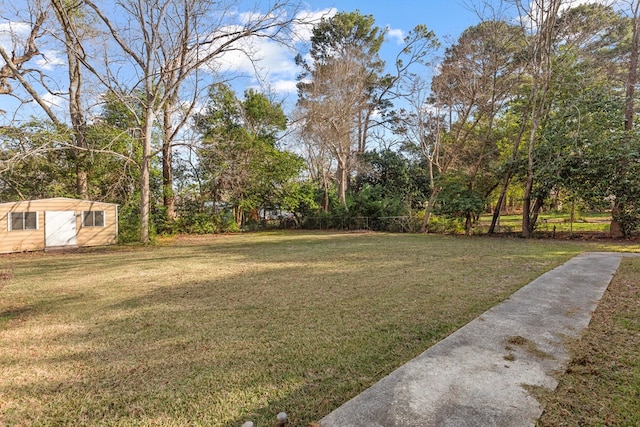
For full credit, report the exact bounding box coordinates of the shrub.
[118,198,145,243]
[427,215,465,234]
[177,213,218,234]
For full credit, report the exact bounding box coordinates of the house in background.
[0,198,118,254]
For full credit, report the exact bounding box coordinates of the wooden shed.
[0,198,118,254]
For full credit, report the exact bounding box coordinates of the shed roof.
[0,197,119,207]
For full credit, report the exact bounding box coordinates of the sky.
[305,0,482,42]
[239,0,485,103]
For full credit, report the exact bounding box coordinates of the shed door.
[45,211,78,247]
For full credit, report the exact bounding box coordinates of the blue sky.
[306,0,482,42]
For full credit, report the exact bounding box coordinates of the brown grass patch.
[507,335,554,360]
[537,257,640,426]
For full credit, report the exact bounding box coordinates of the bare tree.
[299,58,374,207]
[0,2,62,126]
[50,0,91,198]
[392,75,448,232]
[0,0,95,198]
[293,112,333,211]
[296,12,385,208]
[420,19,523,234]
[83,0,301,242]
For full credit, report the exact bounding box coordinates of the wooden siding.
[0,198,118,254]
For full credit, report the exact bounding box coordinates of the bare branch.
[0,45,62,126]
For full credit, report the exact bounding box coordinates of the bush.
[177,213,218,234]
[118,198,145,243]
[427,215,465,234]
[615,204,640,237]
[154,206,179,235]
[175,209,240,234]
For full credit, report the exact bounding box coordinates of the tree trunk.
[70,54,88,199]
[610,205,624,238]
[489,174,509,234]
[139,110,154,243]
[72,98,88,199]
[234,204,244,227]
[76,170,88,198]
[162,142,175,219]
[522,113,542,238]
[162,106,176,221]
[51,0,88,199]
[139,155,151,243]
[322,171,330,212]
[337,158,348,208]
[465,212,473,236]
[421,188,441,233]
[68,41,88,200]
[519,0,560,238]
[489,116,527,234]
[522,176,534,238]
[529,195,544,234]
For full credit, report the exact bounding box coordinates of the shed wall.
[0,199,118,254]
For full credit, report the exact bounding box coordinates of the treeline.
[1,0,639,241]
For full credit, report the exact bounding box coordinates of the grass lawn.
[0,231,637,426]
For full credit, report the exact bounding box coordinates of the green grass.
[0,231,637,426]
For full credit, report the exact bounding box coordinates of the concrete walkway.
[320,252,634,427]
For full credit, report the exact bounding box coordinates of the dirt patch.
[506,335,554,360]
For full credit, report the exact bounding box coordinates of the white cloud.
[204,7,339,95]
[36,49,66,71]
[239,11,266,25]
[387,27,405,45]
[292,8,337,42]
[0,21,31,51]
[270,79,298,94]
[0,23,65,71]
[212,34,303,94]
[211,39,257,75]
[184,99,206,117]
[41,91,67,111]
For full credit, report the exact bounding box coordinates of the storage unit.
[0,198,118,254]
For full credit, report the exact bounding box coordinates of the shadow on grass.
[0,294,81,323]
[2,261,457,425]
